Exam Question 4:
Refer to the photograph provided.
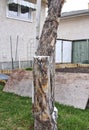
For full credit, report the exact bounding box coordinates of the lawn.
[0,85,89,130]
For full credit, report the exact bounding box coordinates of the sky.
[62,0,89,12]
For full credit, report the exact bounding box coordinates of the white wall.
[55,40,72,63]
[0,0,46,62]
[58,15,89,40]
[55,40,62,63]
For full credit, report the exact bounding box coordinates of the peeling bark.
[33,56,58,130]
[33,0,64,129]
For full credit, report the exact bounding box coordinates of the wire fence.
[0,37,37,70]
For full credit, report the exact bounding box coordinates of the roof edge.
[61,9,89,19]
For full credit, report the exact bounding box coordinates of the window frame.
[6,2,33,22]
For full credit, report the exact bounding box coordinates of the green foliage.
[0,85,89,130]
[25,68,33,71]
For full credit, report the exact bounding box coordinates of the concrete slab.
[3,69,33,97]
[55,73,89,109]
[3,70,89,109]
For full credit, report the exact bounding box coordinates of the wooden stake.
[36,0,41,50]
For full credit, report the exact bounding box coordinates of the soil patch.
[56,67,89,73]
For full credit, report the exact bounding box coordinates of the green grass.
[56,103,89,130]
[0,85,33,130]
[0,85,89,130]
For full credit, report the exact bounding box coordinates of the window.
[6,0,36,22]
[8,3,18,17]
[21,6,29,19]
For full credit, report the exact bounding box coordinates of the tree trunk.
[33,0,65,129]
[33,56,57,130]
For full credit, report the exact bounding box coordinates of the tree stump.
[33,56,57,130]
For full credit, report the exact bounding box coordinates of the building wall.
[0,0,46,69]
[58,15,89,40]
